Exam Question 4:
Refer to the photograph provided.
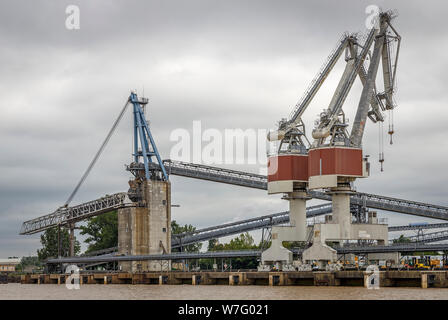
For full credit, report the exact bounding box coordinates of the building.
[0,258,21,272]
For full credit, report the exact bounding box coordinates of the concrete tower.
[118,180,171,272]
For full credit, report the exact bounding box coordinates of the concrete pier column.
[159,275,168,285]
[364,270,380,289]
[288,191,308,240]
[229,274,239,285]
[421,274,428,289]
[331,190,351,239]
[269,273,285,286]
[229,273,246,285]
[261,190,308,265]
[192,274,202,285]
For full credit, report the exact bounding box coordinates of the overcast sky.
[1,0,447,257]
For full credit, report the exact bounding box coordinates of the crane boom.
[358,63,384,122]
[271,35,355,154]
[350,13,392,147]
[288,34,350,124]
[381,37,394,109]
[311,27,377,144]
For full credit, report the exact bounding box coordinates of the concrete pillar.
[289,191,307,240]
[159,275,168,285]
[192,274,202,285]
[261,191,308,265]
[229,273,245,285]
[269,273,285,286]
[364,271,380,289]
[332,192,351,239]
[421,274,428,289]
[147,180,171,271]
[118,180,171,272]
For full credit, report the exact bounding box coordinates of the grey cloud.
[0,0,447,257]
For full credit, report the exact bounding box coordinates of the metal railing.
[20,193,131,235]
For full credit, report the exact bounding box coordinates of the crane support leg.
[261,190,308,268]
[330,187,352,240]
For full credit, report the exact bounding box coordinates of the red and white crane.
[263,10,401,268]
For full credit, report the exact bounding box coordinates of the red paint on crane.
[308,147,363,177]
[268,154,309,182]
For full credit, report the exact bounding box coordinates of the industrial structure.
[263,10,401,268]
[18,10,448,274]
[117,92,171,272]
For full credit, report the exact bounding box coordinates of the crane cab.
[308,146,369,189]
[267,154,309,194]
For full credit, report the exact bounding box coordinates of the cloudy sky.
[1,0,447,257]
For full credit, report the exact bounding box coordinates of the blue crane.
[129,91,168,181]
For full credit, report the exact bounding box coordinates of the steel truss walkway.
[398,229,448,244]
[389,222,448,232]
[20,193,131,235]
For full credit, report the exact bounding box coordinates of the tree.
[282,241,307,249]
[37,227,80,260]
[78,214,203,255]
[16,256,42,273]
[208,239,219,251]
[171,220,202,252]
[207,232,259,269]
[80,210,118,253]
[393,234,412,244]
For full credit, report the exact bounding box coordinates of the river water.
[1,284,448,299]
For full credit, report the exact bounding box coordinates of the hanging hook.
[388,109,394,145]
[378,121,385,172]
[388,124,394,145]
[379,152,384,172]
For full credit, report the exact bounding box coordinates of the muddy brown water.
[1,284,448,300]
